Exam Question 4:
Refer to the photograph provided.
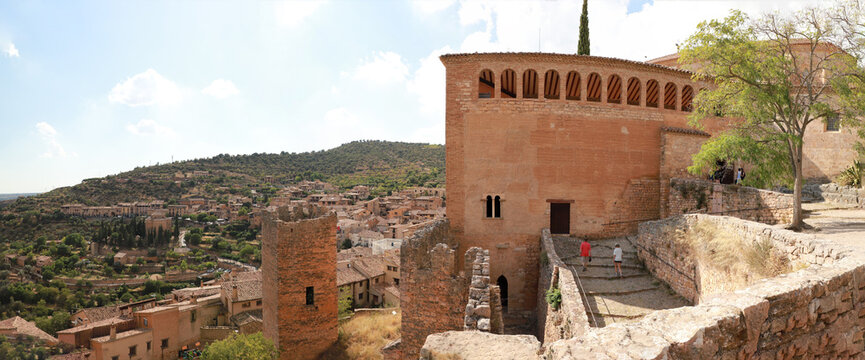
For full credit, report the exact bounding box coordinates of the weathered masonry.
[441,53,731,321]
[261,206,337,360]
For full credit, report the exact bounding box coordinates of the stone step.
[566,262,644,270]
[580,276,663,295]
[583,289,690,319]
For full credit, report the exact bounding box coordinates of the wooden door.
[550,203,570,234]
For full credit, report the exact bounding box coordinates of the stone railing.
[804,183,865,208]
[536,229,591,344]
[666,178,793,224]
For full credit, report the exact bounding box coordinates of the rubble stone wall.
[804,182,865,208]
[667,178,793,224]
[536,229,591,344]
[463,248,503,334]
[384,220,470,360]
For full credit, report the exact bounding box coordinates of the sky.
[0,0,828,193]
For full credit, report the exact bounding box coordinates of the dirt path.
[802,203,865,251]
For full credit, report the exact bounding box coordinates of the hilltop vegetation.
[2,140,444,212]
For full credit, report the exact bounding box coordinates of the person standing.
[612,244,623,278]
[736,167,746,185]
[580,239,592,272]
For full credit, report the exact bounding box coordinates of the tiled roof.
[91,328,151,343]
[58,316,133,334]
[337,262,367,286]
[0,316,59,344]
[224,280,262,302]
[337,247,372,262]
[352,257,385,279]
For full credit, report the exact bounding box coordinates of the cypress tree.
[578,0,590,55]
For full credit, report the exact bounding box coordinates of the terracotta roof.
[91,328,151,343]
[352,257,385,279]
[228,270,262,282]
[0,316,59,344]
[50,351,91,360]
[230,310,263,326]
[58,316,133,334]
[439,52,694,76]
[224,280,262,302]
[337,247,372,262]
[661,126,711,137]
[337,262,367,286]
[171,285,221,300]
[73,305,121,325]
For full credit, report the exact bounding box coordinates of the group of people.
[708,160,746,185]
[579,239,623,278]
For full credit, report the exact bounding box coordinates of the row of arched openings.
[478,69,695,112]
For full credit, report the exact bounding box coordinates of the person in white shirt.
[613,244,623,278]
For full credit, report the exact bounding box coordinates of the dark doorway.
[550,203,570,234]
[497,275,508,313]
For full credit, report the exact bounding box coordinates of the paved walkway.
[553,236,690,327]
[803,202,865,250]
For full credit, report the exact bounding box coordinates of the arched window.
[607,74,622,104]
[485,195,493,218]
[646,79,659,107]
[497,275,508,313]
[586,72,601,102]
[664,82,677,110]
[544,70,560,99]
[501,69,516,98]
[565,71,580,100]
[479,69,495,99]
[626,77,641,106]
[523,70,538,98]
[681,85,694,112]
[494,196,501,218]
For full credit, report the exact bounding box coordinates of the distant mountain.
[2,140,445,211]
[0,193,40,201]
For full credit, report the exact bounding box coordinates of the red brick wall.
[442,53,729,314]
[262,208,337,360]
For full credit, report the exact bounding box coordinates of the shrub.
[836,160,863,188]
[545,286,562,310]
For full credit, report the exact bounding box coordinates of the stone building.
[261,206,338,360]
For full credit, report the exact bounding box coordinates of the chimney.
[191,296,197,304]
[232,284,238,300]
[109,325,116,340]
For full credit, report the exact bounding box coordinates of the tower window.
[484,195,502,218]
[827,115,840,131]
[306,286,314,305]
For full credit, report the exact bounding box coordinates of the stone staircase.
[554,236,690,327]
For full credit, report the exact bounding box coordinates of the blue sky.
[0,0,824,193]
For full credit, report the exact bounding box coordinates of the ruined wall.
[384,220,470,360]
[536,229,591,344]
[463,248,503,334]
[667,178,793,224]
[262,207,337,360]
[659,129,710,218]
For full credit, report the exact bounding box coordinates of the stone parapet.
[666,178,793,224]
[804,182,865,208]
[536,229,591,344]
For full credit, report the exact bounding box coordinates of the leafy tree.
[341,238,353,250]
[201,332,276,360]
[63,233,84,248]
[578,0,590,55]
[681,3,865,229]
[185,232,202,246]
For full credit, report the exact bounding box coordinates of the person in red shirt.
[580,239,591,272]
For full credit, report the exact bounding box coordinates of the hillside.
[2,140,445,212]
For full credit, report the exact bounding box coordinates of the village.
[0,179,445,359]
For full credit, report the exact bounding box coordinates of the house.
[0,316,59,345]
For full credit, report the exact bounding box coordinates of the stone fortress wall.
[261,206,337,360]
[422,213,865,359]
[666,178,794,225]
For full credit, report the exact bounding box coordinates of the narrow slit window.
[485,195,493,218]
[494,196,501,218]
[306,286,314,305]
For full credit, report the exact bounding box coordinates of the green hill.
[3,140,445,212]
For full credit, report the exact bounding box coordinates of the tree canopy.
[201,332,276,360]
[680,1,865,228]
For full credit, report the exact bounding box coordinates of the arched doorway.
[497,275,508,313]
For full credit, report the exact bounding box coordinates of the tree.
[201,332,276,360]
[577,0,590,55]
[63,233,84,248]
[680,2,865,229]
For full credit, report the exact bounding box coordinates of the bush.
[545,286,562,311]
[837,160,863,188]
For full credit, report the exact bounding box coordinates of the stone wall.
[536,229,591,344]
[667,178,793,224]
[545,214,864,359]
[463,248,503,334]
[804,182,865,208]
[384,220,471,360]
[261,206,337,360]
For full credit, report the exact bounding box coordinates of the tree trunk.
[790,144,804,230]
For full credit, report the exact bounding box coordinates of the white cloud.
[126,119,177,138]
[273,1,326,27]
[353,51,410,85]
[202,79,239,99]
[413,0,456,14]
[4,42,19,58]
[451,0,822,60]
[318,108,386,148]
[408,46,451,121]
[108,69,182,107]
[36,122,72,158]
